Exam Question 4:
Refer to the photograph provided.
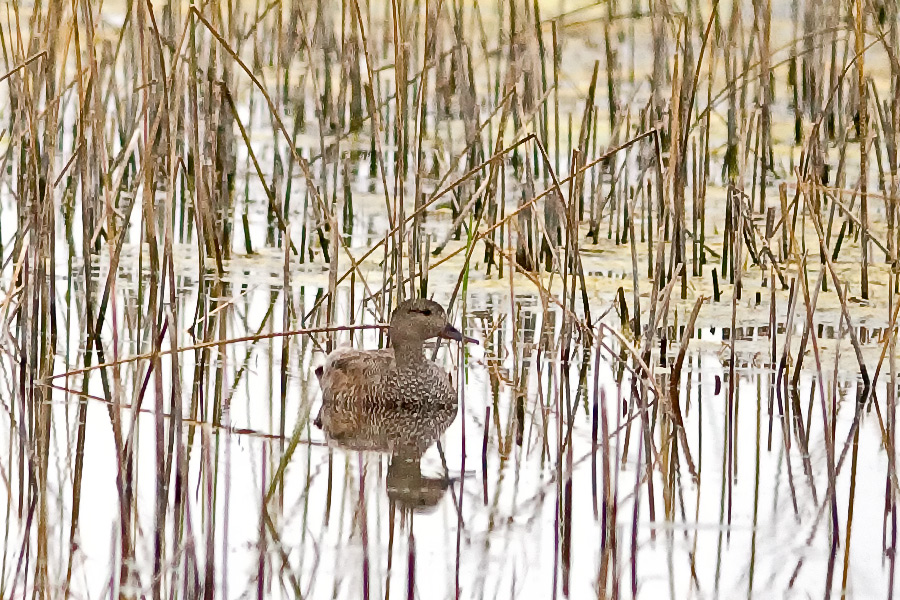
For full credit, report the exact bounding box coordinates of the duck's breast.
[392,360,457,406]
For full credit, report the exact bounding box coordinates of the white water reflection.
[26,280,891,599]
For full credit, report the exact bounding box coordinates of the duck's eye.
[412,308,432,316]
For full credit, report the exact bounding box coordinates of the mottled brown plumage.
[313,298,475,452]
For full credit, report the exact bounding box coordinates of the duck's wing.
[316,347,395,401]
[314,347,395,431]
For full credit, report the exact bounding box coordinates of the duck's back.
[316,347,397,405]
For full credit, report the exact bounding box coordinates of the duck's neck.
[392,341,424,367]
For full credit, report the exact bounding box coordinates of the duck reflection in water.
[313,299,477,509]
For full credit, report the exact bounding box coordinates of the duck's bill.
[440,323,479,344]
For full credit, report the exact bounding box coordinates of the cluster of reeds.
[0,0,897,597]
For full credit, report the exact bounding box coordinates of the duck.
[313,298,476,440]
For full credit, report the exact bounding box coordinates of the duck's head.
[389,298,477,346]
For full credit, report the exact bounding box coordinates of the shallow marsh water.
[47,272,889,599]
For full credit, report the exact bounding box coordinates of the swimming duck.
[313,298,475,437]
